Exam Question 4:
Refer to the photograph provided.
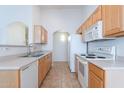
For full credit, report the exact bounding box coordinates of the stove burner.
[87,54,96,56]
[80,53,96,56]
[86,56,96,58]
[97,56,106,59]
[80,54,86,56]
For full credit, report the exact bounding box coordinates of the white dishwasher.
[20,62,38,88]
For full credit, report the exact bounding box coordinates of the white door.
[53,32,69,62]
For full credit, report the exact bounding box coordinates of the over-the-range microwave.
[84,21,114,42]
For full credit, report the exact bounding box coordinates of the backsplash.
[0,44,43,57]
[0,46,27,57]
[88,37,124,56]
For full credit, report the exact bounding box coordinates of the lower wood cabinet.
[0,52,52,88]
[75,55,79,77]
[88,63,105,88]
[38,52,52,87]
[38,58,45,86]
[0,70,20,88]
[0,61,38,88]
[89,71,104,88]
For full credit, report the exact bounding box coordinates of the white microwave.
[84,21,105,42]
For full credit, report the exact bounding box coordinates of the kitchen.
[0,5,124,88]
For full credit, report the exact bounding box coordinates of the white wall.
[80,5,98,23]
[39,8,87,51]
[89,37,124,56]
[53,32,69,61]
[81,5,124,56]
[0,5,33,43]
[0,5,33,57]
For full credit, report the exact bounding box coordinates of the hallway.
[41,62,81,88]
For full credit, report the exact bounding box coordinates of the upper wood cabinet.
[76,27,82,34]
[93,6,102,24]
[34,25,48,44]
[102,5,122,37]
[87,16,93,28]
[77,5,124,38]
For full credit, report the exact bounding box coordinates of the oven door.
[78,59,88,88]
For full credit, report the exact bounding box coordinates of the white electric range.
[77,46,116,88]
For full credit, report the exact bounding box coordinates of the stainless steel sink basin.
[21,53,44,57]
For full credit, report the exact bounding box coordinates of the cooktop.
[80,54,106,59]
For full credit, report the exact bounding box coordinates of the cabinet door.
[102,5,121,36]
[89,71,104,88]
[34,25,42,43]
[110,6,121,33]
[0,71,19,88]
[93,6,102,24]
[50,53,52,67]
[44,30,48,43]
[38,58,45,86]
[75,56,79,76]
[96,6,102,22]
[77,27,82,34]
[34,25,48,43]
[42,28,48,43]
[102,6,112,36]
[47,53,51,70]
[87,16,93,28]
[44,55,48,75]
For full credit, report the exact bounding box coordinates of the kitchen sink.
[21,52,44,57]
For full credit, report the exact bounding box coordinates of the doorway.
[53,31,69,62]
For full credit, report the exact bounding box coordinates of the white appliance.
[20,62,38,88]
[78,57,88,88]
[68,34,86,72]
[84,21,113,42]
[78,46,116,88]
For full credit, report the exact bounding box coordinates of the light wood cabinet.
[75,56,79,76]
[0,61,38,88]
[76,27,82,34]
[102,5,122,36]
[89,71,104,88]
[81,22,87,36]
[77,5,124,38]
[34,25,48,44]
[102,5,124,37]
[88,63,105,88]
[38,57,45,86]
[38,52,52,87]
[0,70,20,88]
[87,16,93,29]
[93,6,102,24]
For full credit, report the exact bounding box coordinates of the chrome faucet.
[27,43,33,55]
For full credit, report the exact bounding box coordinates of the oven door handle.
[79,60,88,65]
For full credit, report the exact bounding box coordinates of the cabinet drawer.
[89,63,104,80]
[89,71,104,88]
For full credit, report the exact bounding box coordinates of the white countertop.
[76,54,124,70]
[0,51,51,70]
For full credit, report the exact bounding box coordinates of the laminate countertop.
[0,51,51,70]
[76,54,124,71]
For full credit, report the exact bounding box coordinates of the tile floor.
[41,62,81,88]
